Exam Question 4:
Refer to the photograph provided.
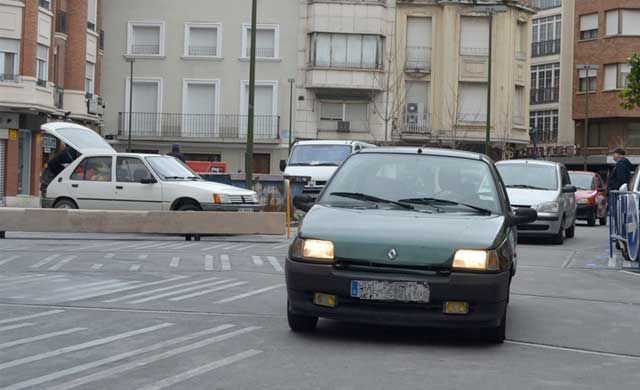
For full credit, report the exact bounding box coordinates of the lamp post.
[288,78,295,155]
[467,2,508,157]
[125,57,135,152]
[577,64,598,171]
[245,0,258,189]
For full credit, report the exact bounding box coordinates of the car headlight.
[535,201,559,214]
[212,194,229,204]
[577,198,588,205]
[290,238,335,263]
[452,249,499,272]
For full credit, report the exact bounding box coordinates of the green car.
[285,147,537,343]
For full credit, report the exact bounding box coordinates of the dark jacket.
[167,151,186,163]
[608,157,633,191]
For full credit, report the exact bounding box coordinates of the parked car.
[41,122,260,211]
[286,147,537,343]
[569,171,607,226]
[280,140,376,198]
[496,160,576,245]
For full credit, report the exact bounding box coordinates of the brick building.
[0,0,103,207]
[572,0,640,169]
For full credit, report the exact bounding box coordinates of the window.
[529,0,561,10]
[529,110,559,143]
[85,62,95,96]
[36,44,48,87]
[125,78,162,135]
[457,83,487,123]
[0,38,19,82]
[606,9,640,36]
[116,157,152,183]
[514,86,525,125]
[587,123,607,147]
[516,22,527,59]
[578,67,598,92]
[404,81,430,133]
[70,157,113,182]
[309,33,383,69]
[531,63,560,104]
[39,0,51,10]
[605,63,632,90]
[240,81,278,138]
[460,16,489,56]
[242,24,278,59]
[405,17,432,70]
[628,123,640,147]
[580,14,598,40]
[319,101,368,132]
[182,79,219,136]
[531,15,561,57]
[185,23,221,57]
[87,0,97,31]
[128,22,164,56]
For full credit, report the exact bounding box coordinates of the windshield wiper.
[398,198,493,215]
[311,163,339,167]
[163,176,186,180]
[506,184,549,190]
[330,192,414,210]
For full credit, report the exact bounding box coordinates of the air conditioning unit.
[406,103,419,114]
[406,103,419,124]
[337,120,350,132]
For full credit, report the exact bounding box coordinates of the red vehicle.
[185,161,227,174]
[568,171,607,226]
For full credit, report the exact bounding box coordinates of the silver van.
[496,160,577,245]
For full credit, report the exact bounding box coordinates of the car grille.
[518,224,549,231]
[229,195,258,204]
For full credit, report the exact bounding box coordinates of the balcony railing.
[513,115,525,126]
[245,47,275,58]
[530,87,559,104]
[130,45,160,55]
[400,112,431,135]
[118,113,280,140]
[189,46,217,56]
[457,112,487,123]
[0,74,18,83]
[460,47,489,57]
[531,39,560,57]
[529,0,561,10]
[405,46,432,71]
[318,119,369,133]
[56,11,67,33]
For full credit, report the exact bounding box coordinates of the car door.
[561,166,576,223]
[68,156,116,209]
[114,156,163,210]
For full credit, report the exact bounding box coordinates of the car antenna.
[417,148,423,155]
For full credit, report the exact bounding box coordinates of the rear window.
[56,128,113,151]
[497,163,558,191]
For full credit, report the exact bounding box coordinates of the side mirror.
[562,184,577,193]
[140,178,157,184]
[619,183,628,192]
[293,195,315,212]
[510,207,538,227]
[279,160,287,172]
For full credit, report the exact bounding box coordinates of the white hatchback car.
[41,122,260,211]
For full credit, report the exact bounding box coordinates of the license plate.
[350,280,430,303]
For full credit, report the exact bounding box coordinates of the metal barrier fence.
[608,191,640,268]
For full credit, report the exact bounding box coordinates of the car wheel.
[485,309,507,344]
[552,218,565,245]
[587,213,596,227]
[176,202,201,211]
[599,215,607,226]
[53,199,78,209]
[287,301,318,333]
[566,220,576,238]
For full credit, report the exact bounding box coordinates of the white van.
[280,140,376,196]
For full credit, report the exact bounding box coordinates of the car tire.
[587,213,596,227]
[53,199,78,209]
[485,310,507,344]
[599,215,607,226]
[176,202,201,211]
[552,218,565,245]
[287,301,318,333]
[566,220,576,238]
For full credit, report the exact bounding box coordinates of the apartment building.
[572,0,640,169]
[0,0,103,207]
[527,0,574,155]
[101,0,296,174]
[295,0,534,157]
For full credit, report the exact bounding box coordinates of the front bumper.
[201,203,261,212]
[576,204,596,219]
[285,258,509,328]
[517,213,562,236]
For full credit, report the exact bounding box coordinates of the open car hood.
[41,122,116,155]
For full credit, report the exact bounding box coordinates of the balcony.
[244,47,275,58]
[318,119,369,133]
[130,45,160,56]
[56,11,67,33]
[189,46,217,57]
[405,46,432,72]
[531,39,560,57]
[530,87,559,105]
[399,112,431,136]
[117,113,280,141]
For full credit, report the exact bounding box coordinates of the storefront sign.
[8,129,17,141]
[42,135,57,153]
[526,144,577,158]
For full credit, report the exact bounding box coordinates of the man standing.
[167,144,186,163]
[608,148,633,192]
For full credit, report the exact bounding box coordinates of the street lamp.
[288,78,295,155]
[245,0,258,189]
[466,2,508,157]
[125,57,135,153]
[577,64,598,171]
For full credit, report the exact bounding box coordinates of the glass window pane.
[315,33,330,66]
[346,35,362,68]
[117,157,151,183]
[362,35,378,68]
[82,157,112,182]
[331,34,347,67]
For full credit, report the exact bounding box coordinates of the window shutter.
[579,68,597,78]
[320,103,343,120]
[0,38,19,53]
[134,26,160,46]
[458,83,487,118]
[606,10,619,35]
[253,85,274,116]
[622,10,640,35]
[460,16,489,53]
[132,82,159,113]
[345,103,367,122]
[604,64,617,90]
[406,17,431,48]
[190,27,217,49]
[185,83,216,115]
[37,44,48,60]
[256,29,274,50]
[580,14,598,31]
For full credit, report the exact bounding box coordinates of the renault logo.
[387,248,398,260]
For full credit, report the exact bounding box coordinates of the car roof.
[77,152,164,158]
[569,170,596,175]
[496,159,560,167]
[359,147,484,160]
[294,140,374,146]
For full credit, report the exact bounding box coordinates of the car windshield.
[288,145,352,166]
[319,153,502,215]
[569,173,595,190]
[497,164,558,191]
[145,156,199,180]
